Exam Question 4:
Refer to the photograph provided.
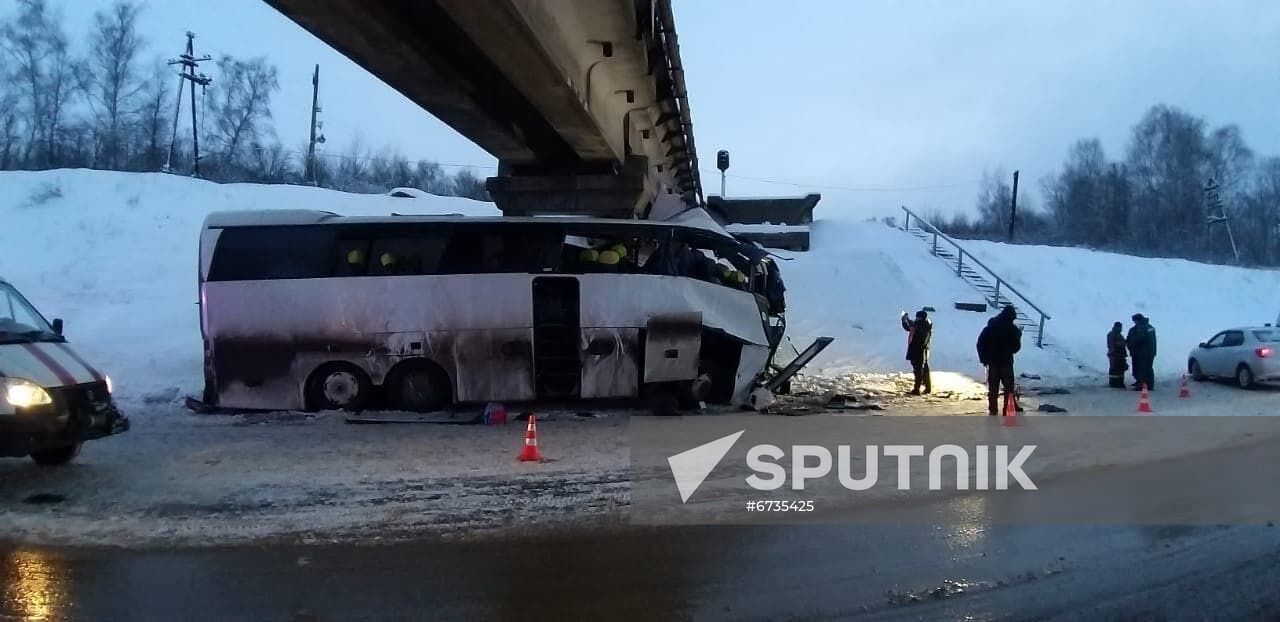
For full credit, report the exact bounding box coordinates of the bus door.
[532,277,581,399]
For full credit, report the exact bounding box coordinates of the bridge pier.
[487,156,655,218]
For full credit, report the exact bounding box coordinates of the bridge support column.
[486,156,653,219]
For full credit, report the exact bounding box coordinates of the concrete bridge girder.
[266,0,701,217]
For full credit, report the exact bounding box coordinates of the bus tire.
[385,360,452,412]
[30,443,81,466]
[306,362,372,412]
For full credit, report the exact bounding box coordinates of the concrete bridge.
[266,0,704,218]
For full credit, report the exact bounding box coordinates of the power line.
[700,168,982,193]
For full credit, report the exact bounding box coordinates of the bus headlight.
[3,378,53,408]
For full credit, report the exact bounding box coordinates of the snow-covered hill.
[3,169,1278,402]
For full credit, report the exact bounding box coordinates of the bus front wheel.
[306,363,372,412]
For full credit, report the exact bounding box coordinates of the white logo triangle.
[667,430,745,503]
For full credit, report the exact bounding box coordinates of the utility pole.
[166,32,211,177]
[1008,170,1020,243]
[305,64,322,186]
[1204,177,1241,264]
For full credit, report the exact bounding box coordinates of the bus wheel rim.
[323,371,360,406]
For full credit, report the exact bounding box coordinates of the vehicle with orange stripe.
[0,278,129,465]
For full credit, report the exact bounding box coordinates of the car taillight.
[1256,346,1273,358]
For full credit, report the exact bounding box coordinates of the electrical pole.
[1008,169,1020,243]
[166,32,211,177]
[1204,177,1241,264]
[305,64,320,185]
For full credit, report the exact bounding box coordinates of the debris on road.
[344,411,483,425]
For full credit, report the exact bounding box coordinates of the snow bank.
[962,239,1280,377]
[777,219,1080,382]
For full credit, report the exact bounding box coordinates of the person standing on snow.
[1107,322,1129,389]
[900,309,933,395]
[977,305,1022,416]
[1127,314,1157,390]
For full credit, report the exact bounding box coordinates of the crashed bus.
[197,209,791,413]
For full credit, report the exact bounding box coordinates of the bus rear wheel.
[306,363,372,411]
[386,362,451,412]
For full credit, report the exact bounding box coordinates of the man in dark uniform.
[977,305,1022,416]
[1126,314,1157,390]
[900,309,933,395]
[1107,321,1128,388]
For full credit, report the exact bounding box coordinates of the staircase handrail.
[900,206,1051,346]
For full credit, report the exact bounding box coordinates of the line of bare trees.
[0,0,492,200]
[930,104,1280,266]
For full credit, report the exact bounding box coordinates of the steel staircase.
[899,206,1051,348]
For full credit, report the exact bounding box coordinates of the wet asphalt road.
[4,523,1280,620]
[5,415,1280,620]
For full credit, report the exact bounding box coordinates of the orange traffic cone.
[1137,385,1153,414]
[1178,375,1191,399]
[1002,391,1019,427]
[517,414,544,462]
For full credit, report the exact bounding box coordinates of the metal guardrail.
[900,206,1051,347]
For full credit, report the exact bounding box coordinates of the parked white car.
[1187,326,1280,389]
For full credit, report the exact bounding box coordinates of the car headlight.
[3,378,53,408]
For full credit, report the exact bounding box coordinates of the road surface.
[5,439,1279,621]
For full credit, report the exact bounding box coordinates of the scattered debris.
[23,493,66,505]
[748,387,777,411]
[1029,387,1071,395]
[345,411,482,425]
[1020,373,1043,380]
[1037,403,1068,413]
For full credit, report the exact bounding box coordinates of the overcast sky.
[51,0,1280,218]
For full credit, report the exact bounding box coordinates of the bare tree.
[1124,104,1211,255]
[450,168,490,201]
[207,55,279,172]
[1,0,76,167]
[1043,138,1110,246]
[415,159,447,194]
[83,1,144,169]
[134,58,170,171]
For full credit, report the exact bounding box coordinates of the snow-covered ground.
[964,239,1280,378]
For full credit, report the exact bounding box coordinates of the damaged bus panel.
[197,210,787,412]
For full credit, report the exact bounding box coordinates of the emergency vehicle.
[0,278,128,464]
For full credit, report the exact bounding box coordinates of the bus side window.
[335,240,371,276]
[368,235,449,276]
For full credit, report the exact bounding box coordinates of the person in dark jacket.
[977,305,1023,416]
[1126,314,1157,390]
[901,309,932,395]
[1107,322,1129,388]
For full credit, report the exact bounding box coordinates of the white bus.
[197,210,787,413]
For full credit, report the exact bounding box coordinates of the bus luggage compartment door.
[532,277,582,399]
[644,312,702,383]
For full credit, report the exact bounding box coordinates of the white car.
[1187,326,1280,389]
